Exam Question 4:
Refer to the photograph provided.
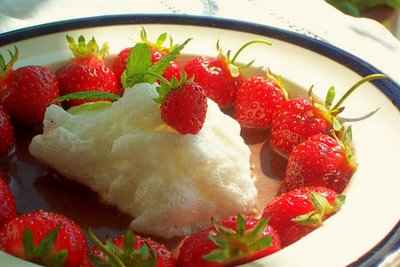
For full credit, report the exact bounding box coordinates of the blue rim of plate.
[0,14,399,267]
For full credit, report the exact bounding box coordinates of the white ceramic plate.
[0,15,399,267]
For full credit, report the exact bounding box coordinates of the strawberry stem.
[0,46,18,77]
[230,40,271,64]
[331,74,386,111]
[88,229,127,267]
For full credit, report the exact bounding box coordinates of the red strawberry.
[0,106,14,156]
[263,186,344,247]
[4,66,59,126]
[284,130,356,193]
[159,76,207,135]
[88,230,175,267]
[56,35,120,106]
[184,40,270,109]
[0,47,18,101]
[177,215,280,267]
[0,176,16,226]
[0,210,87,267]
[234,73,287,128]
[113,29,180,87]
[270,74,385,157]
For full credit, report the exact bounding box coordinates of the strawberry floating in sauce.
[263,186,344,247]
[184,40,271,109]
[284,129,356,193]
[113,28,180,87]
[270,74,385,157]
[88,230,175,267]
[56,35,120,106]
[0,210,87,267]
[176,214,281,267]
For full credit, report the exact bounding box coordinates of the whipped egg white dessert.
[29,83,258,238]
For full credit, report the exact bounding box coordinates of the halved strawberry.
[176,214,281,267]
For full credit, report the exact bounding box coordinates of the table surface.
[0,0,399,266]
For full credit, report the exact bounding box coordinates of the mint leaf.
[145,38,192,84]
[122,43,152,88]
[54,91,120,104]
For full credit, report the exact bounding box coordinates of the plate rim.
[0,14,399,267]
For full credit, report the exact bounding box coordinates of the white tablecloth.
[0,0,399,266]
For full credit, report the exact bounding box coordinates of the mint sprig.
[121,38,192,89]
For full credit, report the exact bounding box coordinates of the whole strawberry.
[4,65,59,126]
[263,186,344,247]
[177,214,281,267]
[0,106,14,156]
[0,176,16,226]
[56,35,120,106]
[184,40,270,108]
[0,47,18,100]
[234,73,287,128]
[113,29,180,86]
[270,74,385,157]
[159,75,207,135]
[88,230,175,267]
[285,130,356,193]
[0,210,87,267]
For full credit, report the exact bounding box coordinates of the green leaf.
[23,229,35,259]
[203,249,228,262]
[121,43,152,88]
[248,218,268,240]
[90,255,112,267]
[335,194,346,209]
[292,211,322,226]
[327,0,361,16]
[156,33,168,48]
[35,227,59,258]
[67,101,112,114]
[332,117,343,131]
[236,214,246,236]
[228,63,240,78]
[145,38,192,84]
[55,91,120,104]
[325,86,336,109]
[248,236,272,251]
[46,250,68,267]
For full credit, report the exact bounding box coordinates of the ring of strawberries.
[0,28,385,267]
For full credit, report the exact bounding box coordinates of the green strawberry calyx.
[310,73,385,132]
[0,46,18,79]
[203,214,272,265]
[139,27,173,53]
[265,68,289,100]
[217,39,271,78]
[22,226,68,267]
[121,38,191,89]
[334,126,358,170]
[292,192,345,227]
[66,35,109,60]
[88,229,157,267]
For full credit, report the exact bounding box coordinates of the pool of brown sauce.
[0,54,305,246]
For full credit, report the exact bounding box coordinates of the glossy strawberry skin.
[176,216,281,267]
[0,177,16,226]
[285,134,355,193]
[57,57,120,106]
[184,56,242,109]
[4,66,59,126]
[0,70,13,101]
[270,98,331,157]
[235,76,286,128]
[161,82,207,134]
[0,211,87,267]
[112,47,180,86]
[0,106,14,156]
[262,186,338,247]
[90,233,175,267]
